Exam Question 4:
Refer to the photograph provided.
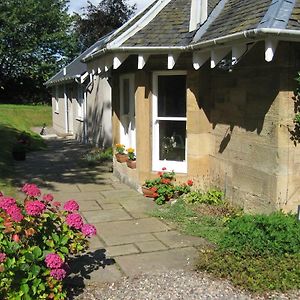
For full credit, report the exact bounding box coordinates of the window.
[54,86,59,113]
[77,86,84,120]
[152,72,187,173]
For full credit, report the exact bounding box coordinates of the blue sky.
[68,0,153,14]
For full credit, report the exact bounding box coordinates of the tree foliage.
[74,0,136,51]
[0,0,77,102]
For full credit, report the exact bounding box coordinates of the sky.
[68,0,153,14]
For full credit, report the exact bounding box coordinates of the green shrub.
[197,250,300,292]
[181,189,224,205]
[82,147,112,165]
[219,212,300,256]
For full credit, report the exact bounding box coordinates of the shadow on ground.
[66,249,116,299]
[12,139,113,192]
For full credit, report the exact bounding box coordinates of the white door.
[120,74,136,150]
[152,71,187,173]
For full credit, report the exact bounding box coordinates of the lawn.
[0,104,52,195]
[150,197,300,293]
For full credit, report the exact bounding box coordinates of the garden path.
[13,138,209,287]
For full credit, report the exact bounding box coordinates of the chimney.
[189,0,208,32]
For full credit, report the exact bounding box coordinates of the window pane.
[159,121,186,161]
[158,75,186,117]
[123,78,130,115]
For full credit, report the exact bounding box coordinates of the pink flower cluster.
[0,196,24,222]
[63,199,79,212]
[43,194,54,202]
[50,268,67,280]
[0,253,6,263]
[25,200,45,216]
[81,224,97,237]
[66,213,83,230]
[22,183,41,198]
[45,253,67,281]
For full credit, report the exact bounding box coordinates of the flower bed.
[142,169,193,205]
[0,184,96,299]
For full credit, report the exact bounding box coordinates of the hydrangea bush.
[0,184,97,299]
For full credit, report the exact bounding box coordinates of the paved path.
[13,138,209,286]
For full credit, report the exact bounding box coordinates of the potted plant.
[142,169,193,205]
[115,144,128,163]
[126,148,136,169]
[12,141,27,161]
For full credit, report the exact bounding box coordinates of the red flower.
[162,167,167,171]
[161,179,171,184]
[157,172,163,177]
[187,180,193,186]
[153,193,159,198]
[150,187,158,192]
[12,234,20,243]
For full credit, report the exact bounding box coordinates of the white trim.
[64,85,68,134]
[54,86,59,113]
[120,74,136,150]
[152,71,187,173]
[108,0,172,48]
[77,85,84,120]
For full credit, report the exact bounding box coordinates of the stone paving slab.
[101,203,122,210]
[98,232,158,246]
[154,231,211,249]
[82,209,133,223]
[106,244,140,257]
[77,183,115,192]
[115,247,199,277]
[135,240,168,253]
[98,218,170,237]
[50,192,105,202]
[78,200,103,212]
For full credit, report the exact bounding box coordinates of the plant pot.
[115,153,128,163]
[142,186,157,198]
[12,151,26,161]
[127,160,136,169]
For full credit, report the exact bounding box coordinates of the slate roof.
[122,0,300,47]
[287,0,300,29]
[45,34,112,86]
[123,0,193,47]
[199,0,272,41]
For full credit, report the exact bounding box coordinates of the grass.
[150,199,233,244]
[150,198,300,293]
[0,104,52,195]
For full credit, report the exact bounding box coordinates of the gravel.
[71,270,300,300]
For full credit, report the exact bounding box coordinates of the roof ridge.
[192,0,229,43]
[257,0,296,29]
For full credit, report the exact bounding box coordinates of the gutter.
[82,28,300,62]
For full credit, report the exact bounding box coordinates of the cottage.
[51,0,300,213]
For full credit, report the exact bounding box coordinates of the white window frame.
[77,85,84,121]
[152,71,187,173]
[54,86,59,113]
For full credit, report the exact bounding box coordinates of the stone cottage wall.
[110,42,300,213]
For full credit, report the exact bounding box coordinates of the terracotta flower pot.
[142,186,157,198]
[127,160,136,169]
[115,153,128,163]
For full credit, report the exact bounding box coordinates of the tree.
[0,0,77,102]
[74,0,136,51]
